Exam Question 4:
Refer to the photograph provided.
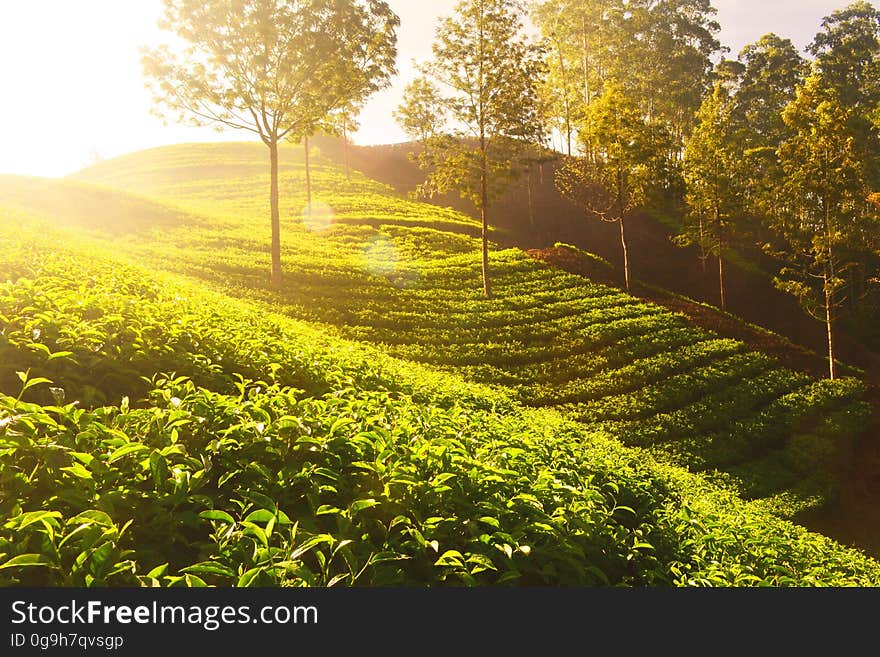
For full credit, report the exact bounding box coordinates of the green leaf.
[241,522,268,548]
[477,516,500,529]
[349,499,378,514]
[13,510,62,530]
[0,553,55,570]
[467,553,497,574]
[67,510,113,527]
[199,510,235,524]
[431,473,456,486]
[22,377,53,392]
[107,443,149,464]
[244,509,275,524]
[316,505,343,516]
[182,562,236,579]
[328,417,355,435]
[150,452,169,488]
[243,492,276,512]
[147,563,169,578]
[290,534,334,560]
[61,462,93,480]
[238,567,262,587]
[183,574,208,587]
[434,550,464,567]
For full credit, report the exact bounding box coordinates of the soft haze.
[0,0,872,177]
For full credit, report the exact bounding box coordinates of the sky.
[0,0,873,177]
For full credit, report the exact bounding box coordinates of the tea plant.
[0,141,875,586]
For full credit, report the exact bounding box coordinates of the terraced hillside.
[0,142,875,585]
[69,143,870,517]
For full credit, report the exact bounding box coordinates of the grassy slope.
[2,217,879,586]
[69,142,869,514]
[0,141,873,585]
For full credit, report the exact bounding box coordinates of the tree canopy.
[397,0,544,298]
[143,0,399,285]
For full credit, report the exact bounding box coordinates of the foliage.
[1,140,876,586]
[396,0,545,297]
[530,0,721,164]
[679,80,746,309]
[142,0,399,285]
[0,226,877,587]
[556,81,666,290]
[769,72,880,378]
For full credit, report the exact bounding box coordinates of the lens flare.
[362,235,421,289]
[302,201,334,232]
[363,235,398,277]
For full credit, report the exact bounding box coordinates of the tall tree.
[556,82,663,291]
[143,0,398,287]
[731,34,807,240]
[396,0,544,298]
[809,3,880,322]
[531,0,720,196]
[770,72,879,380]
[808,1,880,115]
[530,0,611,154]
[734,34,808,150]
[680,81,744,310]
[621,0,721,144]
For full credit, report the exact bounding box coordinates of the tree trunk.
[527,167,535,231]
[823,200,835,380]
[478,2,491,300]
[718,237,726,311]
[553,38,572,156]
[581,15,590,108]
[269,139,282,287]
[342,124,350,181]
[620,217,630,292]
[825,269,836,381]
[481,171,492,299]
[304,136,312,215]
[699,214,707,273]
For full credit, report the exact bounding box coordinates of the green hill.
[0,141,875,586]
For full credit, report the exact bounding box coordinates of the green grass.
[0,140,875,586]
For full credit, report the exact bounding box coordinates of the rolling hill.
[0,141,877,585]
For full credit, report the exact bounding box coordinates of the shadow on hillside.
[312,136,880,559]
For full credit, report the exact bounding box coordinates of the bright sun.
[0,0,854,178]
[0,0,426,178]
[0,1,222,177]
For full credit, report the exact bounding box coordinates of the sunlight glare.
[362,235,419,288]
[301,201,335,233]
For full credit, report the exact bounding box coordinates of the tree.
[330,102,363,181]
[556,82,662,291]
[680,80,743,310]
[770,72,879,380]
[530,0,612,155]
[531,0,720,196]
[143,0,398,287]
[730,34,807,242]
[621,0,722,144]
[734,34,807,150]
[808,1,880,115]
[393,79,445,145]
[396,0,544,298]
